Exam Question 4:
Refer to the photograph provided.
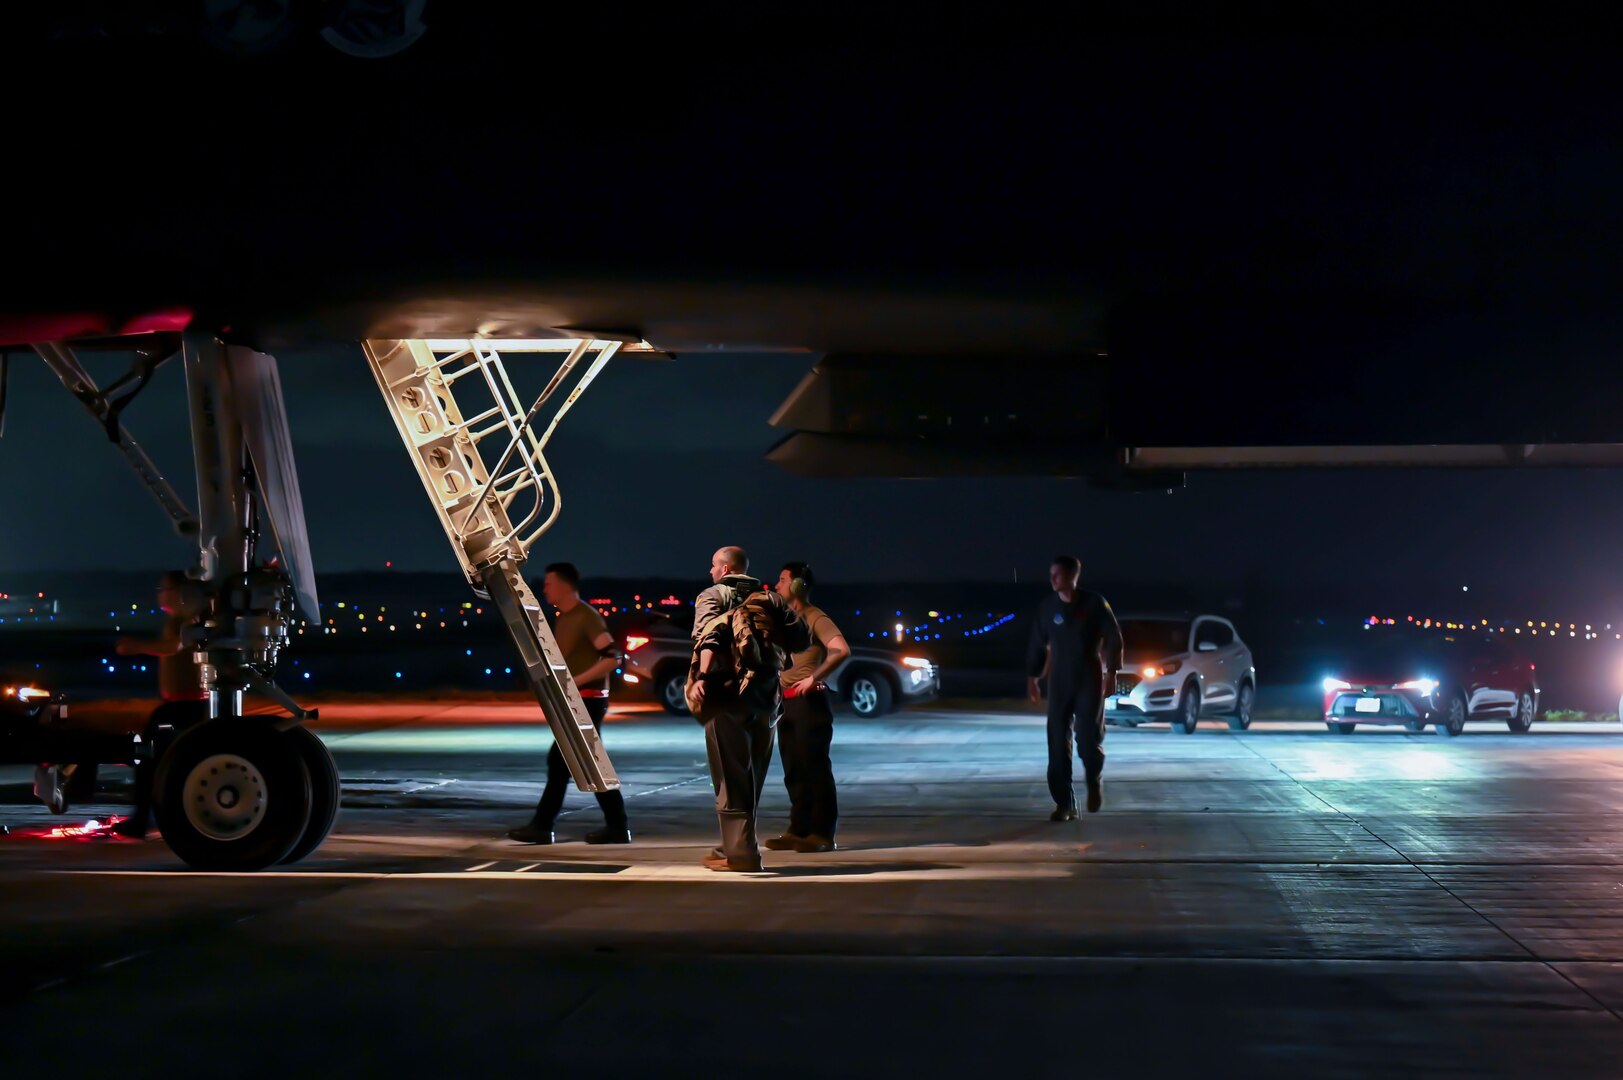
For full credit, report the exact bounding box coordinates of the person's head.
[1049,555,1081,595]
[776,561,815,604]
[710,546,748,584]
[542,562,582,607]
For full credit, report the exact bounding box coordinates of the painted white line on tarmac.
[56,865,1072,883]
[464,861,498,872]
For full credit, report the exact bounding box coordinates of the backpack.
[685,585,789,715]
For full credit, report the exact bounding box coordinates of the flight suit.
[1026,590,1123,808]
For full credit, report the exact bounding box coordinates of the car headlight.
[1142,661,1181,679]
[14,686,50,702]
[901,656,933,669]
[1323,678,1352,693]
[1396,678,1438,695]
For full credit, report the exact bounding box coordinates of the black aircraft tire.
[280,725,341,865]
[155,720,313,871]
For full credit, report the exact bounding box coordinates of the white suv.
[1105,614,1256,733]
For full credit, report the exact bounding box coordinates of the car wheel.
[1227,682,1254,731]
[847,671,894,718]
[1172,684,1200,734]
[1437,693,1467,737]
[1328,722,1357,735]
[1507,690,1535,734]
[656,669,691,715]
[1405,721,1426,732]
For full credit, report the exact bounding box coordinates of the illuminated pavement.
[4,703,1623,1076]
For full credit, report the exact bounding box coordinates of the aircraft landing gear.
[31,332,329,870]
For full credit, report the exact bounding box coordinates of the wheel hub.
[853,681,877,712]
[183,753,268,842]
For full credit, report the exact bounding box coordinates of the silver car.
[1105,614,1256,733]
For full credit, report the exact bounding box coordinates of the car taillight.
[625,636,650,653]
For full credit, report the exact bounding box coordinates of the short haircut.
[543,562,581,588]
[1052,555,1081,575]
[781,561,815,594]
[718,546,748,572]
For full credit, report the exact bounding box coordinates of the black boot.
[1086,777,1104,813]
[507,822,556,844]
[585,824,631,845]
[1049,800,1078,822]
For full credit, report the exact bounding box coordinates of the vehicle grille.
[1330,692,1419,719]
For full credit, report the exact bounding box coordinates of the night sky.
[2,344,1616,616]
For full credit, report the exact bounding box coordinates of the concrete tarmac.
[3,702,1622,1077]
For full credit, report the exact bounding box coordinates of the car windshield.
[1121,619,1188,661]
[1341,632,1463,675]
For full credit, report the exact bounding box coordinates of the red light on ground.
[660,595,681,606]
[42,816,126,840]
[386,561,392,568]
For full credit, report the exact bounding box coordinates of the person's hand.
[1027,676,1043,704]
[690,681,706,707]
[792,675,818,697]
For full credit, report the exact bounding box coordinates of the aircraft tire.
[155,719,312,871]
[280,725,341,864]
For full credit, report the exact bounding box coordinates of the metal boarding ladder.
[362,337,622,792]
